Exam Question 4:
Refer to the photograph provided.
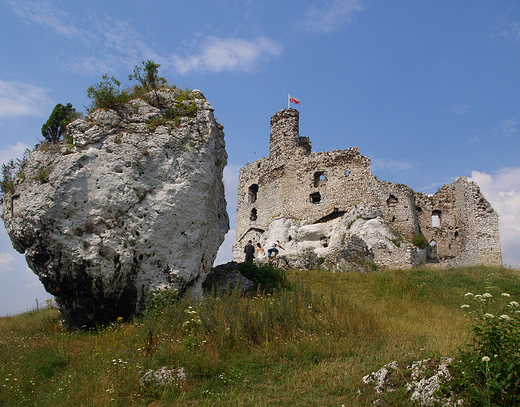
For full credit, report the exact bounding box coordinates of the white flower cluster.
[139,367,186,387]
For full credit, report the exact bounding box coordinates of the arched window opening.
[250,208,257,221]
[432,210,441,228]
[310,192,321,204]
[248,184,258,203]
[387,195,398,208]
[313,171,327,188]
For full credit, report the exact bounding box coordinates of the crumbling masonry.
[233,108,502,268]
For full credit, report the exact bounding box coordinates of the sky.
[1,0,519,315]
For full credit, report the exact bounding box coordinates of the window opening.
[345,170,350,176]
[248,184,258,203]
[432,210,441,228]
[313,171,327,188]
[387,195,398,208]
[310,192,321,204]
[250,208,257,221]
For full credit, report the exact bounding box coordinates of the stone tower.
[269,109,311,160]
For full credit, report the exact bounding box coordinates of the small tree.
[86,74,130,113]
[41,103,79,143]
[129,60,166,91]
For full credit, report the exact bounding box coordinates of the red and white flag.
[289,94,300,105]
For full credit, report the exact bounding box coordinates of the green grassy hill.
[1,265,519,406]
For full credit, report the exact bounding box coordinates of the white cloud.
[0,81,53,118]
[11,0,282,76]
[171,37,282,74]
[298,0,365,34]
[0,142,32,167]
[0,253,15,273]
[371,157,413,172]
[491,119,517,139]
[466,118,518,145]
[469,167,520,268]
[496,21,520,45]
[9,0,82,37]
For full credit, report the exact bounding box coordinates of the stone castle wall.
[233,108,502,268]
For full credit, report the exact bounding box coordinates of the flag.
[289,94,300,105]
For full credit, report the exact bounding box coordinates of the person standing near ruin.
[255,242,266,264]
[267,240,284,265]
[244,240,255,262]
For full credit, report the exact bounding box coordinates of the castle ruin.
[232,108,502,269]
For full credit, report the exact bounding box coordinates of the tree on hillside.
[41,103,79,143]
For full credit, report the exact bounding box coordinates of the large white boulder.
[1,89,229,328]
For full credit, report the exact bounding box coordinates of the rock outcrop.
[1,89,229,328]
[249,204,426,272]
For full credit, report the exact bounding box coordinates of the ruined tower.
[269,109,311,159]
[233,108,502,269]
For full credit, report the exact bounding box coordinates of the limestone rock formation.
[1,89,229,328]
[249,204,426,271]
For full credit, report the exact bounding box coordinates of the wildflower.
[510,301,519,307]
[465,292,474,297]
[474,294,483,299]
[482,356,490,362]
[500,314,511,321]
[484,313,495,318]
[483,293,493,298]
[502,293,512,297]
[461,304,470,308]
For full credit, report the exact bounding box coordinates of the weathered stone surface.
[233,108,502,270]
[245,205,426,271]
[1,89,229,328]
[203,261,254,293]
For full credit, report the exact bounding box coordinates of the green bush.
[236,262,287,291]
[454,291,520,406]
[411,234,428,249]
[86,74,131,113]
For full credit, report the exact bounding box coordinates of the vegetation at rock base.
[1,265,519,406]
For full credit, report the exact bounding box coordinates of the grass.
[0,265,518,406]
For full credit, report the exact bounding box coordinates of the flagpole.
[287,93,290,109]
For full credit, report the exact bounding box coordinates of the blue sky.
[1,0,519,315]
